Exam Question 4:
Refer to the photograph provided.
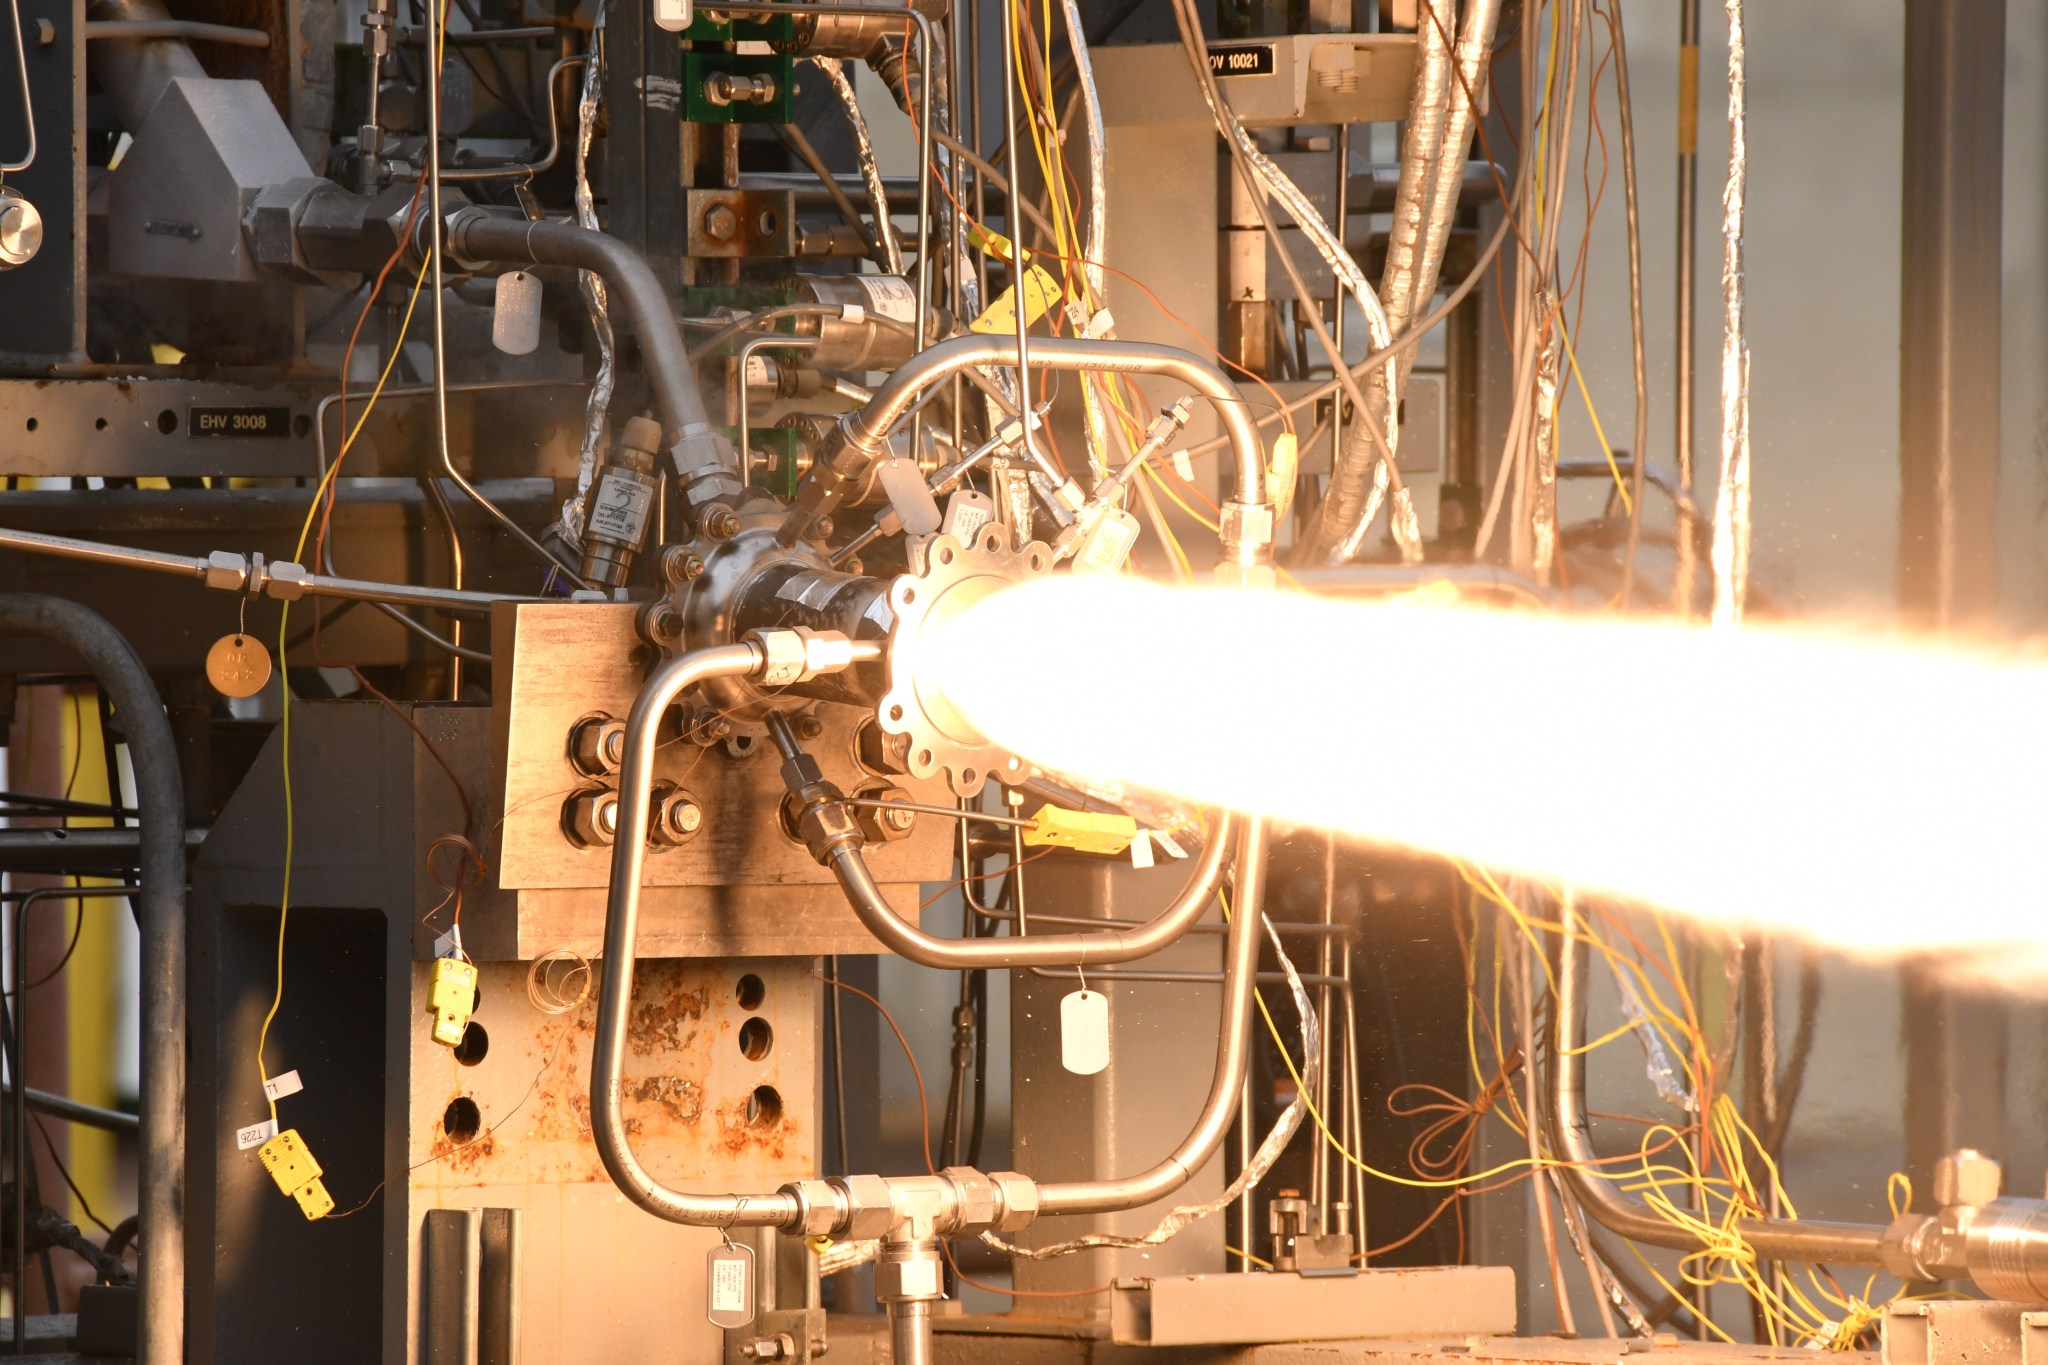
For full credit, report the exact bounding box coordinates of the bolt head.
[563,789,620,848]
[704,507,741,540]
[795,714,825,741]
[673,800,703,834]
[703,204,739,243]
[661,546,706,586]
[1935,1149,2003,1209]
[0,192,43,269]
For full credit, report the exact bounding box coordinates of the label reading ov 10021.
[1208,44,1276,77]
[190,406,292,438]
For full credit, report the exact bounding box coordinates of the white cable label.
[1130,831,1156,869]
[236,1118,279,1151]
[854,274,919,325]
[262,1070,304,1102]
[586,475,653,544]
[1152,829,1189,860]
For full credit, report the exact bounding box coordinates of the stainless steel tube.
[889,1301,934,1365]
[0,597,183,1365]
[1037,819,1267,1216]
[0,525,542,616]
[1553,916,1889,1265]
[844,334,1270,555]
[592,641,804,1228]
[822,813,1234,969]
[446,214,720,453]
[85,0,204,132]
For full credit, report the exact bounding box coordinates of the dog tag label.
[1061,990,1109,1075]
[707,1242,755,1329]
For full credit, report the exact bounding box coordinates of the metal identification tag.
[1061,990,1110,1076]
[706,1241,755,1329]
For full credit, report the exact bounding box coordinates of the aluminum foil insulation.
[813,56,903,276]
[1317,0,1506,567]
[1527,307,1562,584]
[982,916,1319,1260]
[561,13,613,546]
[1173,10,1415,561]
[1710,0,1750,627]
[1058,0,1115,474]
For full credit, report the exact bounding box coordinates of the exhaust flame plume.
[928,576,2048,965]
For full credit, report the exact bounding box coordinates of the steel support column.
[1899,0,2004,627]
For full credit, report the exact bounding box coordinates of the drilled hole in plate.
[156,409,178,435]
[746,1084,783,1127]
[94,418,107,431]
[901,587,916,605]
[888,704,904,721]
[961,768,977,786]
[916,749,933,767]
[738,1017,774,1061]
[937,546,954,565]
[736,973,766,1010]
[23,418,36,432]
[442,1096,481,1144]
[1029,552,1047,570]
[453,1021,489,1066]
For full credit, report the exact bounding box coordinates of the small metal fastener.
[0,189,43,270]
[568,714,626,777]
[703,506,741,540]
[702,203,739,243]
[562,790,620,848]
[650,786,704,846]
[794,714,824,741]
[661,545,705,586]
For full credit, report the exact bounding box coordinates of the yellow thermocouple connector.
[1022,806,1138,856]
[428,957,478,1048]
[258,1129,335,1221]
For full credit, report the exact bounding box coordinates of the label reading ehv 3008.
[190,406,292,438]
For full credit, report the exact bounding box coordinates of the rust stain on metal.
[630,1075,704,1125]
[627,975,710,1054]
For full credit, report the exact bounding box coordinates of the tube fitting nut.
[988,1171,1040,1232]
[780,1179,845,1238]
[831,1174,897,1242]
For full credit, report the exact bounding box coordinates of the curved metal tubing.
[823,812,1234,969]
[1035,818,1267,1215]
[846,334,1270,530]
[592,642,804,1228]
[0,597,184,1364]
[1553,915,1890,1265]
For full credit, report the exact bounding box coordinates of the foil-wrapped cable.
[981,915,1318,1260]
[1171,0,1412,559]
[1710,0,1749,627]
[813,56,903,276]
[1058,0,1114,474]
[1527,303,1562,584]
[1310,1,1452,564]
[561,11,613,547]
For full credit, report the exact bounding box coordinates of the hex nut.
[703,203,739,242]
[204,550,249,591]
[988,1171,1040,1232]
[856,718,911,776]
[1936,1149,2003,1209]
[781,1179,841,1237]
[562,789,620,848]
[940,1167,999,1232]
[753,632,810,686]
[833,1174,897,1242]
[854,786,916,843]
[650,786,704,846]
[569,715,626,777]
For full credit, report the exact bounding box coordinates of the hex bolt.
[807,515,834,541]
[703,506,741,540]
[568,715,627,777]
[883,803,916,833]
[650,787,705,846]
[702,203,739,243]
[563,790,620,848]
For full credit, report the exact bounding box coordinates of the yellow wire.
[256,223,433,1124]
[1553,317,1633,515]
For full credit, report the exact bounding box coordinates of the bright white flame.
[928,575,2048,966]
